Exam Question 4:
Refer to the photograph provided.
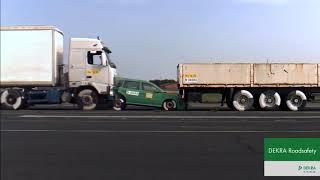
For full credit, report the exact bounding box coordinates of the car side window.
[142,83,158,92]
[123,81,140,90]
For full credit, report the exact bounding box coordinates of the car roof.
[116,77,147,83]
[115,77,161,88]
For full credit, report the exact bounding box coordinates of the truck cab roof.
[70,38,104,49]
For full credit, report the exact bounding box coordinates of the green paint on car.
[113,78,185,111]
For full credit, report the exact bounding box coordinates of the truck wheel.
[77,89,98,110]
[163,99,177,111]
[232,90,254,111]
[0,89,24,110]
[259,90,281,110]
[113,97,126,111]
[286,90,307,111]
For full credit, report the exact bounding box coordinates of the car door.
[122,80,144,105]
[141,82,163,106]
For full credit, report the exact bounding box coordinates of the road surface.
[1,107,320,180]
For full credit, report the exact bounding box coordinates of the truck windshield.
[103,47,116,68]
[106,53,116,68]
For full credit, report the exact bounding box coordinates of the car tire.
[163,99,177,111]
[113,96,126,111]
[77,89,98,110]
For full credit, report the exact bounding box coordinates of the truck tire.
[286,90,307,111]
[77,89,98,110]
[163,99,177,111]
[113,96,126,111]
[259,90,281,110]
[232,90,254,111]
[0,89,24,110]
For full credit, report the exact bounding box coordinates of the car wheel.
[163,99,177,111]
[113,97,126,111]
[77,89,98,110]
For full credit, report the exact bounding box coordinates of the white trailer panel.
[180,63,251,86]
[253,64,318,86]
[178,63,320,88]
[0,26,63,86]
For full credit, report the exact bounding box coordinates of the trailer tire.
[163,99,177,111]
[232,90,254,111]
[286,90,307,111]
[0,89,24,110]
[259,90,281,110]
[113,96,126,111]
[77,89,98,110]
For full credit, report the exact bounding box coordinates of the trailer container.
[1,26,64,86]
[178,63,320,111]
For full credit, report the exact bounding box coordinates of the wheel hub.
[82,95,93,105]
[265,96,275,105]
[291,96,302,106]
[115,100,122,107]
[239,95,248,105]
[7,95,17,105]
[167,102,174,108]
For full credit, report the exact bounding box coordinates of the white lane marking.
[20,115,320,119]
[1,129,320,133]
[3,120,320,123]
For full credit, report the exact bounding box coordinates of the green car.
[113,78,184,111]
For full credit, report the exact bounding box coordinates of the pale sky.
[1,0,320,80]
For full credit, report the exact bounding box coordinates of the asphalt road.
[1,105,320,180]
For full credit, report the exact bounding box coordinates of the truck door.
[86,51,109,93]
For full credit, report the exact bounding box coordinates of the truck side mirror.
[109,62,116,68]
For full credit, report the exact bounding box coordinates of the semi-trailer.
[0,26,117,110]
[178,63,320,111]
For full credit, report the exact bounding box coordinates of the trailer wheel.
[286,90,307,111]
[77,89,98,110]
[163,99,177,111]
[232,90,254,111]
[259,90,281,110]
[113,96,126,111]
[0,89,24,110]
